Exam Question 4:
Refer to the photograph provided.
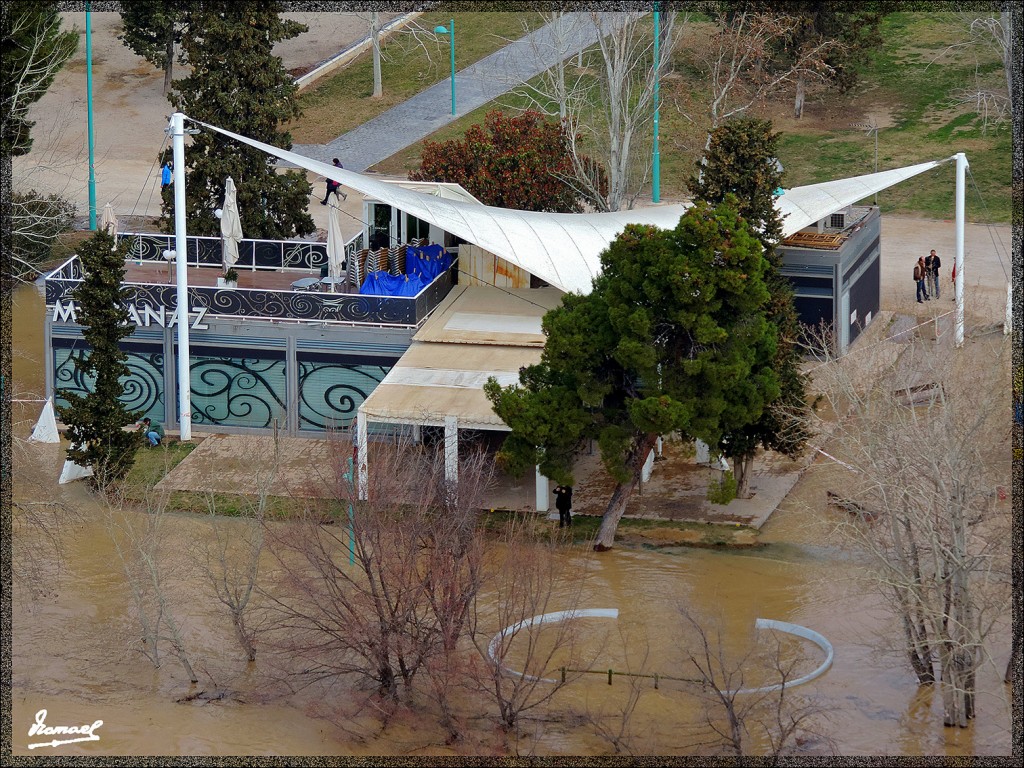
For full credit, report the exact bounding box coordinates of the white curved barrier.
[488,611,833,694]
[722,618,834,696]
[487,608,619,683]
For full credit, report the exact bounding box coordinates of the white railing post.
[954,152,967,349]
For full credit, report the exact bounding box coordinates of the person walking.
[925,249,941,299]
[161,160,173,187]
[321,157,347,204]
[553,484,573,528]
[914,256,929,303]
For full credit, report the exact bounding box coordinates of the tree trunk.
[733,453,754,499]
[793,75,805,119]
[593,433,658,551]
[163,33,174,96]
[371,13,382,99]
[1005,630,1020,685]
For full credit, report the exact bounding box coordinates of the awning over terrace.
[359,341,542,431]
[189,116,952,295]
[359,285,556,429]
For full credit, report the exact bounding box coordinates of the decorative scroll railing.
[46,261,455,327]
[118,230,365,272]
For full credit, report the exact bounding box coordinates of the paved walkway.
[292,12,613,171]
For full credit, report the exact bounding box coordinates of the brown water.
[9,283,1012,756]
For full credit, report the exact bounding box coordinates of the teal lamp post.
[434,19,456,115]
[86,2,97,229]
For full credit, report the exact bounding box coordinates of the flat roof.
[413,284,562,346]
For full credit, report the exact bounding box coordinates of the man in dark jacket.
[925,249,941,299]
[553,485,573,528]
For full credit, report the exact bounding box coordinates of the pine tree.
[688,118,811,498]
[1,0,77,156]
[118,0,194,96]
[486,199,779,550]
[163,1,313,240]
[56,231,142,488]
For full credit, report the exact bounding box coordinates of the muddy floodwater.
[9,283,1012,756]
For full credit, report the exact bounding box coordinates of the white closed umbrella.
[100,203,118,244]
[220,176,243,272]
[326,201,345,293]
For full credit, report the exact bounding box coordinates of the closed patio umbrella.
[220,176,242,272]
[100,203,118,244]
[326,200,345,293]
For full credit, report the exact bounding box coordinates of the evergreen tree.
[164,1,313,240]
[1,0,77,156]
[56,231,142,488]
[688,118,811,498]
[486,199,779,550]
[118,0,194,96]
[410,110,606,213]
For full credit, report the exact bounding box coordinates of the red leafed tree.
[409,109,605,213]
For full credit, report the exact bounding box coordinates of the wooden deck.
[121,261,352,294]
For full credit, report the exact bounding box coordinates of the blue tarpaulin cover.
[406,245,452,282]
[359,270,425,297]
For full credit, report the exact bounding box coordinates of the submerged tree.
[165,1,313,240]
[410,109,605,213]
[487,199,779,550]
[56,231,141,488]
[689,118,810,498]
[813,330,1012,728]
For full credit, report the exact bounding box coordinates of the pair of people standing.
[321,157,347,204]
[914,250,942,303]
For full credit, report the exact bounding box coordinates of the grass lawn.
[288,12,544,145]
[368,12,1010,223]
[122,440,345,519]
[478,509,760,549]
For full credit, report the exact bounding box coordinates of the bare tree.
[808,329,1013,727]
[262,433,491,732]
[190,435,281,663]
[679,609,831,758]
[105,484,199,684]
[580,625,653,755]
[931,9,1016,132]
[678,12,838,151]
[515,11,682,211]
[469,513,590,740]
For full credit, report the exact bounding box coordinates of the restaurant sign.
[52,300,210,330]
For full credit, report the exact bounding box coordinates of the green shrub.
[707,470,737,505]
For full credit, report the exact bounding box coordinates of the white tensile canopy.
[187,116,950,295]
[220,176,243,272]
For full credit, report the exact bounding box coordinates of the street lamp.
[434,19,456,116]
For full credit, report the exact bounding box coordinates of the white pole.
[1006,282,1012,336]
[444,415,459,487]
[356,410,368,500]
[172,112,192,440]
[535,466,549,512]
[954,152,967,349]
